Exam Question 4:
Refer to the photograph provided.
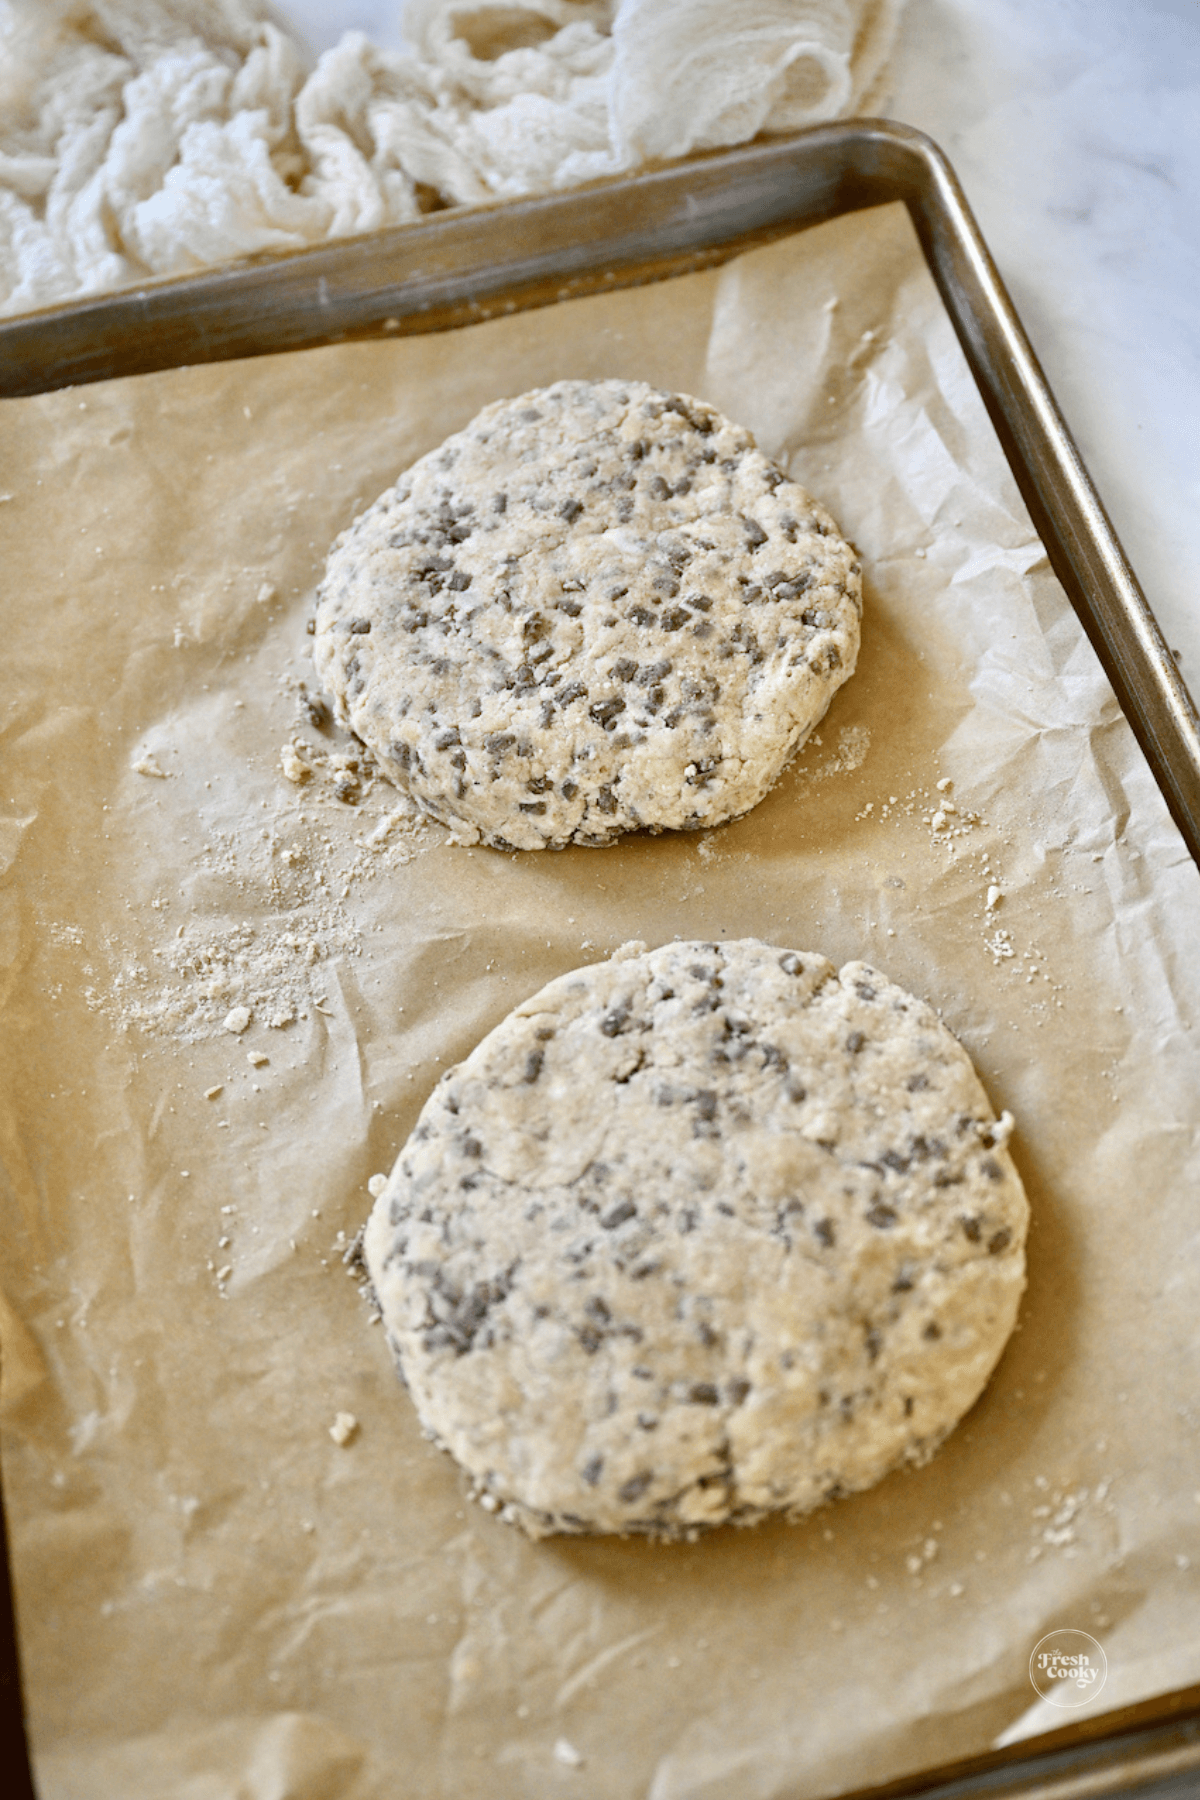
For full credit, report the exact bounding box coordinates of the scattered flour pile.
[78,686,437,1043]
[0,0,904,314]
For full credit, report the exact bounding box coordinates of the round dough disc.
[314,379,861,849]
[365,940,1029,1539]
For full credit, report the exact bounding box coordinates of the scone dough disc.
[314,379,861,848]
[364,940,1029,1539]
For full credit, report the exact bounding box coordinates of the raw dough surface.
[364,938,1029,1538]
[315,379,862,848]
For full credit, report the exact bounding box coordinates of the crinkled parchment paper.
[2,202,1199,1800]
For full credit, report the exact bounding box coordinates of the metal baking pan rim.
[3,120,1197,868]
[3,119,1199,1800]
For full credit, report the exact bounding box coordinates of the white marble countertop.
[886,0,1200,705]
[282,0,1200,694]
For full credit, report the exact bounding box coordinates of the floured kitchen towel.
[0,0,905,314]
[609,0,900,161]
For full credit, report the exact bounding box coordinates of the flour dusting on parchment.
[79,694,438,1042]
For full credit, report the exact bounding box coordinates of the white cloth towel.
[0,0,904,314]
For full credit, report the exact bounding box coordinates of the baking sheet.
[2,199,1199,1800]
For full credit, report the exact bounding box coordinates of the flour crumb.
[368,1174,388,1198]
[905,1535,940,1576]
[133,754,169,779]
[86,696,437,1043]
[986,885,1002,911]
[553,1739,585,1769]
[824,723,870,777]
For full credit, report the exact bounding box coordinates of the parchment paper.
[2,202,1199,1800]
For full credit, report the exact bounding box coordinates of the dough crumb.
[988,1111,1016,1147]
[204,1084,223,1100]
[223,1006,252,1034]
[247,1052,269,1067]
[281,744,312,784]
[329,1412,359,1447]
[553,1740,585,1769]
[133,754,169,779]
